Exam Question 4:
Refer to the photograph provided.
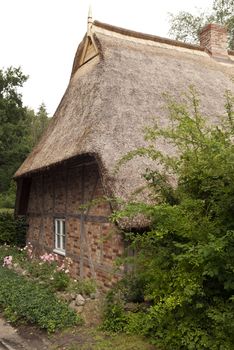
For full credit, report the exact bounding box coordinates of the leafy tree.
[169,0,234,49]
[0,67,31,195]
[0,67,50,208]
[31,102,50,146]
[108,88,234,349]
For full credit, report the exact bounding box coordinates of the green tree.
[169,0,234,49]
[0,67,50,208]
[0,67,31,197]
[109,88,234,349]
[31,102,50,146]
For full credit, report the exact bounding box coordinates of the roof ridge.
[93,20,205,52]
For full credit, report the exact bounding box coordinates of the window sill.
[53,249,66,256]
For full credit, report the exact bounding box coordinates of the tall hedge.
[0,211,26,247]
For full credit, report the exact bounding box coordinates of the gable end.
[70,33,100,78]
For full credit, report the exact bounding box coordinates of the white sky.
[0,0,213,115]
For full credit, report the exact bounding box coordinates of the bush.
[67,278,96,296]
[108,89,234,349]
[102,290,127,333]
[0,211,26,246]
[0,245,97,298]
[0,186,16,209]
[52,270,70,291]
[0,267,81,333]
[0,245,26,262]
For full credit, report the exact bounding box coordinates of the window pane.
[56,220,60,234]
[56,234,60,249]
[62,235,65,250]
[54,219,66,252]
[62,220,65,235]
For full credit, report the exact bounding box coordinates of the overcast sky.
[1,0,213,115]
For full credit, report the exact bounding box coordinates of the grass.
[89,333,155,350]
[50,328,156,350]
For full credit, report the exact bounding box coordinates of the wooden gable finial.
[74,4,98,68]
[87,5,93,36]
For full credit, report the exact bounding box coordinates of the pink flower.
[40,252,57,264]
[54,254,59,261]
[3,255,13,267]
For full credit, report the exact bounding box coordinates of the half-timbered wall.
[26,157,124,290]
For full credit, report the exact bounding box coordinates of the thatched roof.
[15,20,234,222]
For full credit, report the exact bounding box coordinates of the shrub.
[101,290,127,333]
[0,211,26,246]
[52,270,70,291]
[0,267,81,333]
[67,278,96,296]
[0,245,97,297]
[0,188,16,209]
[108,89,234,349]
[0,245,26,264]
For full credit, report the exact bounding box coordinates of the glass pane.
[62,220,65,235]
[56,234,60,249]
[62,235,65,250]
[54,219,66,251]
[56,220,60,234]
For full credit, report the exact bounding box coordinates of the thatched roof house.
[14,17,234,289]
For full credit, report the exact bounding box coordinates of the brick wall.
[26,157,124,291]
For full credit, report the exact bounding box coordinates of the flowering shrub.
[0,244,96,295]
[19,244,73,291]
[3,255,13,267]
[23,241,33,259]
[56,257,73,274]
[40,252,58,263]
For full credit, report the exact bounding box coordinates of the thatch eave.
[14,151,110,187]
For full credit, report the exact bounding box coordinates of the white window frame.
[53,218,66,256]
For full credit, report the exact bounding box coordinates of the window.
[54,218,66,255]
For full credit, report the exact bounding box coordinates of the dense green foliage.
[0,211,26,246]
[104,88,234,349]
[0,67,50,208]
[0,67,30,195]
[102,290,128,333]
[0,267,80,333]
[169,0,234,49]
[31,102,50,146]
